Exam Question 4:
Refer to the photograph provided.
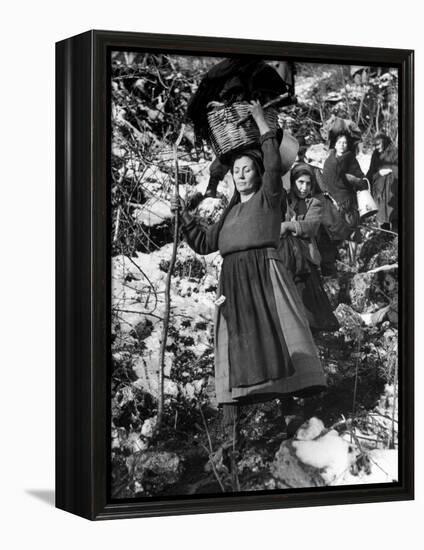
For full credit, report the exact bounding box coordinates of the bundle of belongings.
[186,59,297,197]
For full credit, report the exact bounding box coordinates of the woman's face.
[232,156,260,196]
[294,174,312,199]
[375,138,385,153]
[335,136,348,156]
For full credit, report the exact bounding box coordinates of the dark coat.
[283,191,339,332]
[366,144,398,226]
[322,150,365,208]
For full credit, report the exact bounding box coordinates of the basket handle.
[236,93,290,127]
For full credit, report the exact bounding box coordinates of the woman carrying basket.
[171,101,326,435]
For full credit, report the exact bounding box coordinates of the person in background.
[321,132,368,267]
[171,102,326,440]
[279,163,339,332]
[366,133,398,232]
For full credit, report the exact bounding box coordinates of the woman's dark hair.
[330,131,353,151]
[374,132,391,150]
[230,150,264,177]
[290,162,318,196]
[216,149,264,236]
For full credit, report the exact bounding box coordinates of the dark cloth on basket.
[186,59,290,141]
[366,141,398,228]
[181,132,326,403]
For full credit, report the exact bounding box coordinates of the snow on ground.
[292,417,398,486]
[295,72,333,105]
[112,241,220,399]
[132,197,172,226]
[293,428,356,485]
[337,449,398,485]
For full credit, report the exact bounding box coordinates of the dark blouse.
[322,149,364,206]
[366,144,398,183]
[182,130,284,256]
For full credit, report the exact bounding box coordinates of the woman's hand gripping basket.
[207,101,279,157]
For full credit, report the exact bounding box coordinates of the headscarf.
[290,162,318,197]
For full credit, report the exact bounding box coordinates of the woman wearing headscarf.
[279,163,339,332]
[171,102,326,435]
[366,133,398,232]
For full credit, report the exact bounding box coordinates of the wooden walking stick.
[157,124,186,429]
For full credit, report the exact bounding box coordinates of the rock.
[141,416,158,438]
[164,380,179,397]
[243,477,277,492]
[183,382,195,400]
[334,304,364,341]
[237,448,267,475]
[292,431,355,485]
[347,272,374,312]
[322,277,340,309]
[127,433,148,453]
[193,378,205,394]
[132,318,153,341]
[272,417,356,486]
[295,417,325,441]
[127,451,183,493]
[271,440,326,488]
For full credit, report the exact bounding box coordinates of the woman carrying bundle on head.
[171,101,326,437]
[278,163,339,332]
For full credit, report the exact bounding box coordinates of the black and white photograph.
[2,0,421,542]
[110,52,400,499]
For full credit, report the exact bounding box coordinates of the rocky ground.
[111,169,398,499]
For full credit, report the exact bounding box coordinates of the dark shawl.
[186,59,290,141]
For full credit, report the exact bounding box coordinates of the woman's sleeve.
[180,215,220,255]
[260,130,283,205]
[293,197,323,238]
[321,153,334,193]
[345,152,368,190]
[346,152,364,179]
[366,151,379,180]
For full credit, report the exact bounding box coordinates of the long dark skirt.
[214,247,326,404]
[373,172,398,228]
[278,233,339,331]
[295,265,339,332]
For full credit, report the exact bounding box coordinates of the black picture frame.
[56,29,414,521]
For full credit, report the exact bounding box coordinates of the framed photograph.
[56,30,414,520]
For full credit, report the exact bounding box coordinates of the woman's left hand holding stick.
[170,195,193,225]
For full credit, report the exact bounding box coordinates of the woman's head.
[290,163,316,199]
[374,133,391,153]
[333,132,351,157]
[231,152,263,197]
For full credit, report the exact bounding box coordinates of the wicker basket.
[207,102,279,157]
